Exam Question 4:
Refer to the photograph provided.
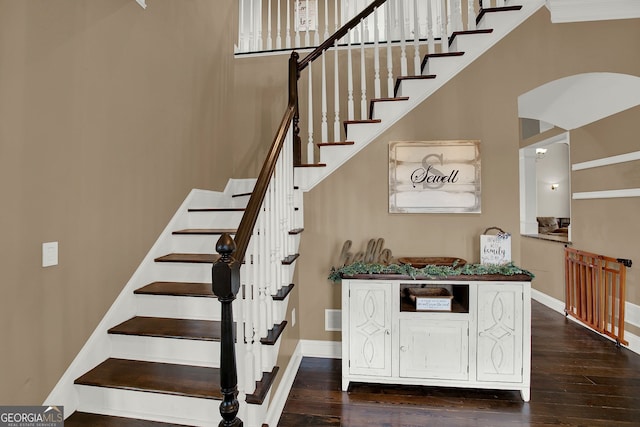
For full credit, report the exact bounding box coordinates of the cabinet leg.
[520,388,530,402]
[341,377,350,392]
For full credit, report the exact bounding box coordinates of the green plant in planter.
[328,261,534,283]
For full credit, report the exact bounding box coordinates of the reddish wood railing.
[564,247,631,346]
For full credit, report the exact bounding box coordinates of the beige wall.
[0,0,294,405]
[296,9,640,341]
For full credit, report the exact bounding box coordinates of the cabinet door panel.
[349,283,392,376]
[399,319,469,380]
[477,284,523,383]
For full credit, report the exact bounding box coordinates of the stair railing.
[214,0,491,423]
[212,54,298,425]
[293,0,482,164]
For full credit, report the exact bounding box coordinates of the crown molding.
[546,0,640,23]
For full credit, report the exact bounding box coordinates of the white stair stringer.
[294,0,545,192]
[44,177,293,426]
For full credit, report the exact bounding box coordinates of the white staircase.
[46,179,301,426]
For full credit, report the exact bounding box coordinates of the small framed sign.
[389,140,481,213]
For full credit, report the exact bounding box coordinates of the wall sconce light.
[551,183,559,191]
[536,148,547,159]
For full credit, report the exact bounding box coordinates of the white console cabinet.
[341,278,531,401]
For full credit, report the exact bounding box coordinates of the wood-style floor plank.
[279,301,640,426]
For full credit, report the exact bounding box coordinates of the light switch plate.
[42,242,58,267]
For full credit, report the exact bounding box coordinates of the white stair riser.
[151,263,212,283]
[423,55,467,77]
[395,79,439,98]
[187,211,244,229]
[450,32,494,53]
[477,10,522,31]
[371,100,411,123]
[135,294,221,320]
[109,335,221,367]
[170,233,235,254]
[75,385,220,426]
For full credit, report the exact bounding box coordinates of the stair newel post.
[289,51,302,166]
[212,233,243,427]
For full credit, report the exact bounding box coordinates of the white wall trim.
[572,150,640,171]
[264,342,303,427]
[136,0,147,9]
[546,0,640,23]
[300,339,342,358]
[573,188,640,200]
[532,289,640,355]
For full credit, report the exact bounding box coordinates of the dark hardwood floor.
[279,301,640,426]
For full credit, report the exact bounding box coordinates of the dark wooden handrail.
[213,2,389,424]
[297,0,388,72]
[232,52,298,263]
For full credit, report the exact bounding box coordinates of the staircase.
[45,1,546,426]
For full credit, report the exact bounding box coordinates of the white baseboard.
[264,342,303,427]
[531,289,640,355]
[300,339,341,359]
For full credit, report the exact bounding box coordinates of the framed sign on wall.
[389,140,481,213]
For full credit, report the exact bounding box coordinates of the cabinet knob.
[385,329,391,335]
[400,346,407,352]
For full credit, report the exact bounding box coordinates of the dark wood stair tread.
[394,75,436,96]
[154,253,220,263]
[188,207,245,212]
[295,163,327,167]
[65,412,189,427]
[288,228,304,235]
[135,281,214,298]
[260,321,287,346]
[74,358,222,399]
[476,5,523,25]
[246,367,279,405]
[272,284,295,301]
[172,228,237,235]
[317,141,355,147]
[448,28,493,46]
[108,316,222,341]
[282,253,300,265]
[232,192,252,198]
[369,97,410,119]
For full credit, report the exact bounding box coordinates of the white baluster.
[427,0,435,55]
[321,53,328,143]
[497,0,505,8]
[307,65,315,163]
[276,0,282,49]
[238,0,245,52]
[440,0,448,53]
[324,0,330,41]
[413,0,421,75]
[360,19,367,120]
[256,0,263,50]
[374,6,381,99]
[454,0,463,32]
[385,1,394,97]
[334,0,339,34]
[467,0,476,31]
[399,0,408,76]
[249,0,255,51]
[347,30,355,120]
[267,0,273,50]
[333,40,341,141]
[295,0,301,47]
[286,0,292,48]
[305,0,311,46]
